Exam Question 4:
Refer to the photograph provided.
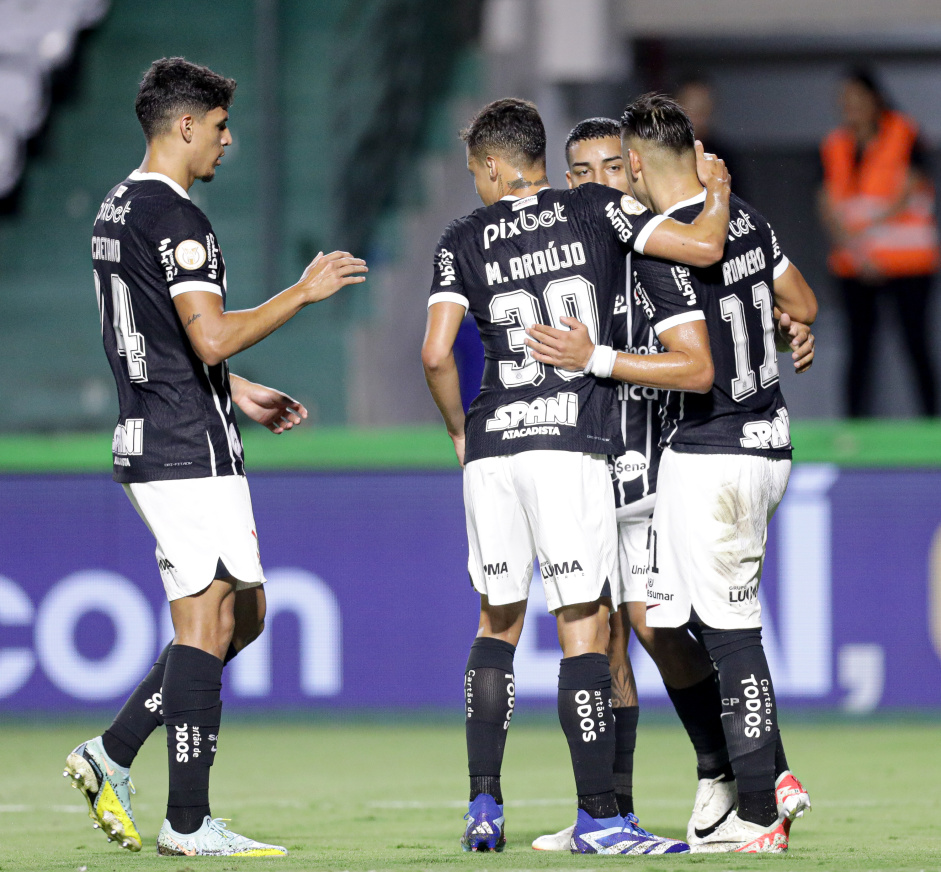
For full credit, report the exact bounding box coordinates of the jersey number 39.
[489,275,600,389]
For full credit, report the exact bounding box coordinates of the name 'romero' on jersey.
[429,184,669,464]
[632,191,792,459]
[92,170,244,483]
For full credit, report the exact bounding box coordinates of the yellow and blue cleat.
[63,736,142,851]
[157,816,288,856]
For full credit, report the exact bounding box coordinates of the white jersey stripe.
[204,364,238,475]
[169,280,223,298]
[205,430,217,476]
[428,291,469,312]
[654,309,705,336]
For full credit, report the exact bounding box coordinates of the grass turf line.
[4,718,940,870]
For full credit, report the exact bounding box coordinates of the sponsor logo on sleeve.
[437,247,457,286]
[670,265,698,306]
[632,273,655,320]
[175,239,207,270]
[604,201,634,243]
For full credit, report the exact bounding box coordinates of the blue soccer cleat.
[461,793,506,852]
[571,808,690,855]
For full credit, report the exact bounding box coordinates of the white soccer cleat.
[157,816,287,857]
[690,809,789,854]
[775,770,811,821]
[686,774,737,846]
[531,823,574,851]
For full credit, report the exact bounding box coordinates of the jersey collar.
[663,188,706,216]
[128,170,191,201]
[499,185,551,203]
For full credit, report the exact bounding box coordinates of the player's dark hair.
[564,117,620,163]
[135,57,237,140]
[844,67,891,111]
[620,92,695,155]
[461,98,546,166]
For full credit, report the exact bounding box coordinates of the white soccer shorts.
[123,475,266,601]
[645,448,790,630]
[616,511,653,605]
[463,451,618,613]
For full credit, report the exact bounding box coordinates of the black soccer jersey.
[429,184,667,464]
[631,191,792,459]
[92,170,245,483]
[609,255,664,517]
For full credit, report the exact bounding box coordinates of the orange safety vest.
[821,110,939,278]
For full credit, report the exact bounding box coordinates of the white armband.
[585,344,617,379]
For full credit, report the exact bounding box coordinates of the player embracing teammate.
[526,94,817,853]
[423,97,733,855]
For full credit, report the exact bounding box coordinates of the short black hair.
[135,57,237,141]
[565,117,620,162]
[620,92,695,155]
[460,98,546,166]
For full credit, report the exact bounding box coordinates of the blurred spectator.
[675,76,736,172]
[819,69,940,417]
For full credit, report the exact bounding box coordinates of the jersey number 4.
[489,275,600,389]
[719,280,777,401]
[95,271,148,383]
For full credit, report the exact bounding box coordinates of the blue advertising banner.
[1,466,939,712]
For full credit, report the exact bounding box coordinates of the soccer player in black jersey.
[533,117,736,851]
[526,94,816,853]
[422,97,731,855]
[63,57,366,857]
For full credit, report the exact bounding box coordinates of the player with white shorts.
[64,56,367,858]
[424,98,731,855]
[526,94,817,853]
[465,451,616,612]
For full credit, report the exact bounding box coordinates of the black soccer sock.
[665,672,734,781]
[774,732,789,778]
[558,653,618,820]
[612,706,638,816]
[465,637,516,804]
[102,643,171,769]
[699,626,779,827]
[162,644,223,834]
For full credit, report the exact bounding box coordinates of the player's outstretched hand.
[777,312,815,374]
[296,250,368,304]
[525,317,594,372]
[232,375,308,433]
[695,140,730,193]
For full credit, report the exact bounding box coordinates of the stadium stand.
[0,0,109,196]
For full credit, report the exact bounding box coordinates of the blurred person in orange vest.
[819,68,939,417]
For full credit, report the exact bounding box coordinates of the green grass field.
[3,714,939,871]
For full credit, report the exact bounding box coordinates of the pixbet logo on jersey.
[97,198,132,225]
[482,203,567,250]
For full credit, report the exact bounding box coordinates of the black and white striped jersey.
[429,184,668,464]
[92,171,245,483]
[631,191,792,459]
[608,255,664,519]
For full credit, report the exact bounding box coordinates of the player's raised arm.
[638,143,730,267]
[421,301,466,465]
[173,251,367,366]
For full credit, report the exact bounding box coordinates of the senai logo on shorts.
[175,239,207,270]
[485,392,578,440]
